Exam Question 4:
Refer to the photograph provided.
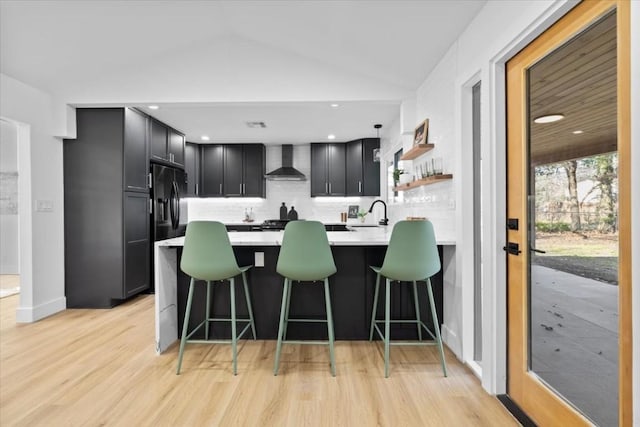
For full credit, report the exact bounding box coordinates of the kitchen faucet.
[367,199,388,226]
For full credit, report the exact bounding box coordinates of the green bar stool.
[369,220,447,378]
[273,221,337,376]
[176,221,257,376]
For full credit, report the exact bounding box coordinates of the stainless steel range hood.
[265,145,306,181]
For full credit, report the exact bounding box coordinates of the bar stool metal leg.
[427,278,447,377]
[241,271,257,340]
[412,280,422,341]
[274,278,289,375]
[384,278,391,378]
[205,281,212,340]
[282,278,293,340]
[177,278,195,375]
[230,278,237,375]
[324,278,336,377]
[369,273,381,341]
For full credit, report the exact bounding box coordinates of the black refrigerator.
[151,164,188,241]
[150,164,188,290]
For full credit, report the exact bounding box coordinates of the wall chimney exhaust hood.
[265,145,306,181]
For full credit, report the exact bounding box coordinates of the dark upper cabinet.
[150,118,185,168]
[242,144,266,197]
[123,108,149,192]
[184,142,200,197]
[223,145,244,197]
[223,144,266,197]
[346,138,380,196]
[311,144,329,196]
[200,144,224,197]
[310,143,346,196]
[150,119,168,162]
[168,128,185,167]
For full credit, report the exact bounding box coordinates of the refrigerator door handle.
[169,181,176,230]
[174,181,181,229]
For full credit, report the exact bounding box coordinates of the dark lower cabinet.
[64,108,150,308]
[177,245,444,340]
[124,192,150,298]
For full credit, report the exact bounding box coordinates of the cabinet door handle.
[149,199,153,214]
[329,182,332,194]
[220,183,223,194]
[325,182,328,193]
[195,183,199,195]
[358,181,362,193]
[148,173,153,189]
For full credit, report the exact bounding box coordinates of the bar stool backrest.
[180,221,242,281]
[276,221,337,281]
[380,220,441,282]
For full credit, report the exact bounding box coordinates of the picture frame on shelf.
[347,205,359,218]
[413,119,429,146]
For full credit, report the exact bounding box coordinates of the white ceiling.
[0,0,486,144]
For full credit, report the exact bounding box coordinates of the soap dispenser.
[280,203,287,220]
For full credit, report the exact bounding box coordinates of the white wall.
[188,144,381,225]
[0,119,19,274]
[0,73,70,321]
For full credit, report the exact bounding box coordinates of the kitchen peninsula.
[155,226,454,353]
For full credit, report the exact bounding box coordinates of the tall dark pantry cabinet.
[64,108,151,308]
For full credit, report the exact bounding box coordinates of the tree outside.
[532,152,618,285]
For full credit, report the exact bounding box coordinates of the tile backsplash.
[187,145,381,224]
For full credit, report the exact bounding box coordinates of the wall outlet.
[254,252,264,267]
[35,200,53,212]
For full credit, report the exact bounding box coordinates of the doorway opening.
[0,118,20,298]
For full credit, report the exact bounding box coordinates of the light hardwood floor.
[0,294,518,426]
[0,275,20,298]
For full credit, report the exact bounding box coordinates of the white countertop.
[157,227,455,247]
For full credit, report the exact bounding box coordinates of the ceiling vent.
[246,121,267,128]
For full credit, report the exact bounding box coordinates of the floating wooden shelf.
[400,143,435,160]
[393,174,453,191]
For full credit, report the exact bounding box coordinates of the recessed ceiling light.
[327,134,336,140]
[330,104,339,108]
[201,135,210,141]
[572,130,584,134]
[148,105,159,110]
[533,114,564,124]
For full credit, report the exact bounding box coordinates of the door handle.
[358,181,362,193]
[219,183,222,194]
[503,242,522,255]
[329,182,332,194]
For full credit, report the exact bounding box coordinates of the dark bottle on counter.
[280,202,287,220]
[287,206,298,220]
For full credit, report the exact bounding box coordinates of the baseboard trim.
[497,394,537,427]
[16,296,66,322]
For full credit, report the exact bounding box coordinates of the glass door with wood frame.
[506,1,631,425]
